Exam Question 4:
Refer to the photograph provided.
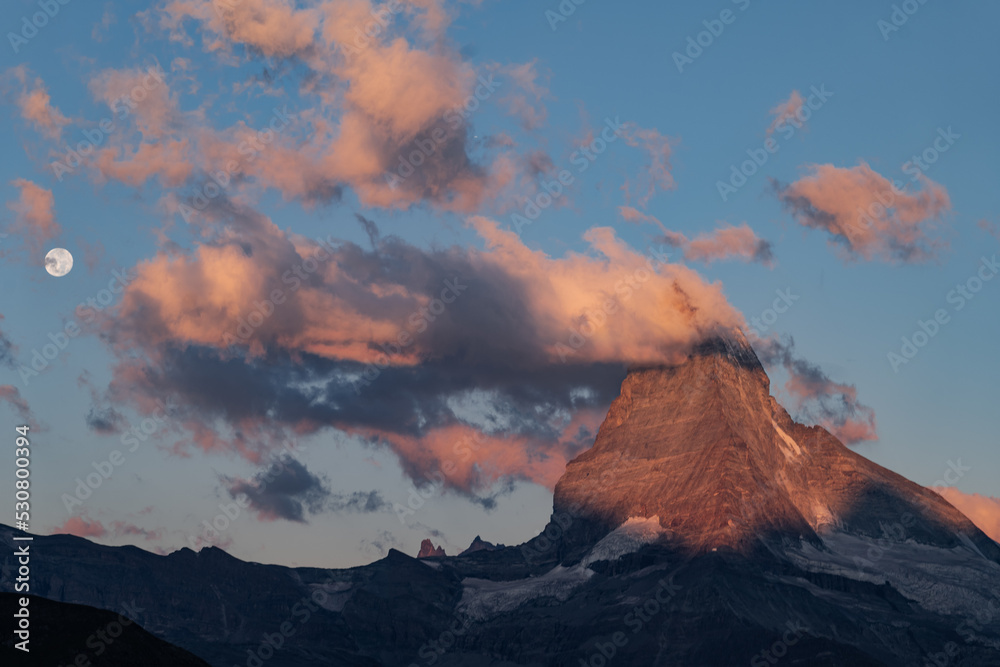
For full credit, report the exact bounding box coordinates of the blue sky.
[0,0,998,567]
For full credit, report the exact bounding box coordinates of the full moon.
[44,248,74,277]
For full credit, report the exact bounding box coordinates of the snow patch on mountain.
[460,565,594,620]
[787,531,1000,617]
[771,419,802,461]
[309,581,354,612]
[808,501,839,530]
[581,516,670,567]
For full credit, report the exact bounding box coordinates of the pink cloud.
[617,205,662,227]
[0,386,33,424]
[6,179,60,253]
[357,409,607,494]
[618,210,773,266]
[95,211,745,490]
[492,59,550,130]
[54,517,107,538]
[88,65,175,140]
[110,520,164,541]
[663,222,774,267]
[52,515,166,542]
[5,67,70,139]
[932,487,1000,543]
[773,162,950,263]
[467,217,744,365]
[18,84,70,140]
[756,336,877,446]
[978,219,1000,241]
[621,124,675,207]
[767,90,804,136]
[160,0,321,59]
[109,215,743,372]
[92,3,516,213]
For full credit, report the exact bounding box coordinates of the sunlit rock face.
[417,538,446,558]
[553,334,997,557]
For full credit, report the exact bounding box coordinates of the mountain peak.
[459,535,502,556]
[551,335,998,557]
[416,538,446,558]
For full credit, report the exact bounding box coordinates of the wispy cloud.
[5,66,70,139]
[621,124,675,207]
[755,335,877,445]
[932,487,1000,543]
[766,90,804,136]
[619,208,773,266]
[662,223,774,267]
[772,162,950,263]
[6,179,61,254]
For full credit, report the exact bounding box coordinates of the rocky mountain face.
[551,335,1000,559]
[3,335,1000,665]
[417,539,447,558]
[459,535,502,556]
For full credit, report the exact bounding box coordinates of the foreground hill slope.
[0,593,210,666]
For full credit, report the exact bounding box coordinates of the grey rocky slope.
[3,335,999,665]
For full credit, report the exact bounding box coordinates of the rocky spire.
[416,538,446,558]
[551,334,998,557]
